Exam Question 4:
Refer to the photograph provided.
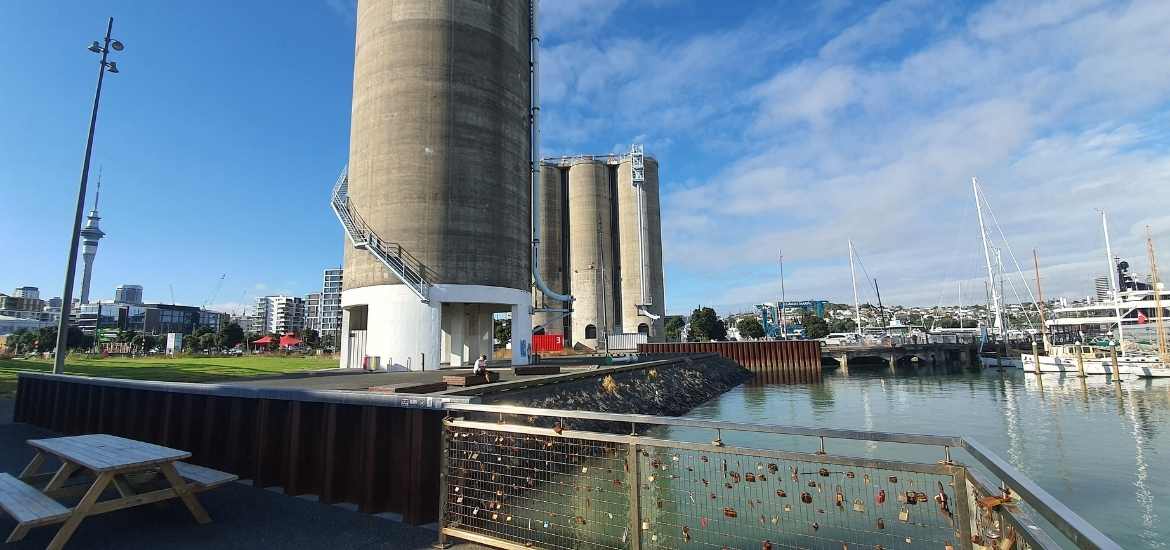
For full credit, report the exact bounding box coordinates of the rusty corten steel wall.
[13,375,443,524]
[638,341,822,383]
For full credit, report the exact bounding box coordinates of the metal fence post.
[952,466,974,550]
[627,440,642,550]
[434,423,452,549]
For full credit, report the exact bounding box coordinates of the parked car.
[820,333,861,346]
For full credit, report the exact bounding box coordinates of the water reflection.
[683,367,1170,549]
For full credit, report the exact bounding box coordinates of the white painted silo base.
[339,284,532,371]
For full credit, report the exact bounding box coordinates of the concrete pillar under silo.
[340,308,352,368]
[836,354,849,375]
[511,304,532,366]
[442,303,465,366]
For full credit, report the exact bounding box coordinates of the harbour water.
[670,366,1170,549]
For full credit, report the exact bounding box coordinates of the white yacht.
[1022,343,1123,375]
[1038,284,1170,377]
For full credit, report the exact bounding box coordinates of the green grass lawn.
[0,354,338,398]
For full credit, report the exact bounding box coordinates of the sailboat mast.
[1146,227,1168,363]
[1100,210,1126,352]
[957,281,962,329]
[778,250,787,340]
[974,177,1005,340]
[849,240,862,336]
[1033,249,1049,350]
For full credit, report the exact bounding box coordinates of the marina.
[673,366,1169,549]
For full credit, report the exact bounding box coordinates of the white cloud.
[656,0,1170,310]
[541,0,625,37]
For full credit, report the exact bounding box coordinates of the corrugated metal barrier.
[638,341,822,383]
[13,372,447,524]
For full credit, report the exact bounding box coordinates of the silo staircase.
[330,166,431,302]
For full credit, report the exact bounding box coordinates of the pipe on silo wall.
[569,160,616,349]
[618,157,666,340]
[529,0,572,305]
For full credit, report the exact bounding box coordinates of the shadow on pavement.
[0,417,456,549]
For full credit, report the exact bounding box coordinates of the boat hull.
[1022,354,1170,377]
[1124,365,1170,378]
[979,356,1023,368]
[1021,354,1120,375]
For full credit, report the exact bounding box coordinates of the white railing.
[330,166,431,302]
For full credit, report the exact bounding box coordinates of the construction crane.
[203,273,226,309]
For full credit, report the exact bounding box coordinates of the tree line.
[662,307,860,342]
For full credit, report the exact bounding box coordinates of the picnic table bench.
[442,371,500,387]
[0,434,236,550]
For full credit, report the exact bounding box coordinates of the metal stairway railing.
[330,166,431,302]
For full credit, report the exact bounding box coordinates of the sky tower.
[78,178,105,304]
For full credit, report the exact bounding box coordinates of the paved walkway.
[222,365,596,394]
[0,413,476,549]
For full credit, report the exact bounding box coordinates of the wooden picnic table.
[1,434,233,550]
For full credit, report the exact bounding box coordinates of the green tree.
[322,332,338,350]
[687,307,727,342]
[664,316,686,342]
[801,312,830,339]
[938,317,961,329]
[299,328,320,349]
[736,317,765,339]
[34,326,91,352]
[219,322,245,349]
[494,318,511,345]
[6,329,37,353]
[199,332,217,351]
[829,318,856,334]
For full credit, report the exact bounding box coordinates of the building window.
[585,324,597,339]
[637,323,649,335]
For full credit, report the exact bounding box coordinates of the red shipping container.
[532,334,564,352]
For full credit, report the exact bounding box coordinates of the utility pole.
[54,17,125,374]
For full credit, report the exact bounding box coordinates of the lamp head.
[110,40,124,51]
[105,61,119,74]
[88,41,103,53]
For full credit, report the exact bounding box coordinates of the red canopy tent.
[252,336,275,345]
[278,334,302,348]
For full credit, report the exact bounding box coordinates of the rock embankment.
[484,354,750,420]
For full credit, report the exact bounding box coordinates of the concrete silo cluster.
[534,151,666,350]
[332,0,665,369]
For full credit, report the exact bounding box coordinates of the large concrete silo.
[567,159,615,349]
[338,0,535,369]
[532,163,567,337]
[617,156,666,339]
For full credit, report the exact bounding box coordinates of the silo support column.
[473,306,493,364]
[511,303,532,366]
[443,303,466,367]
[339,309,351,369]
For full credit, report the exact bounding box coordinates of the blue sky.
[2,0,1169,317]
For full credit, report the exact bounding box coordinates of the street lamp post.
[53,17,124,374]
